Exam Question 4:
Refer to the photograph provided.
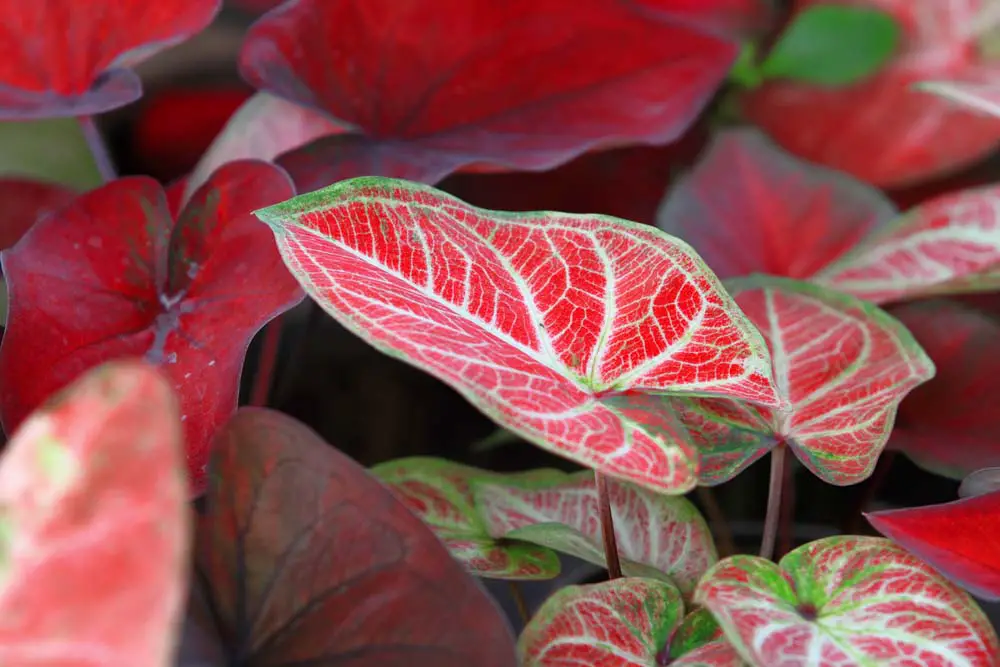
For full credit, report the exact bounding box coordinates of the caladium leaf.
[814,184,1000,304]
[696,536,1000,666]
[867,494,1000,601]
[885,300,1000,479]
[0,0,221,119]
[0,178,74,250]
[624,0,771,38]
[656,128,897,280]
[256,177,778,495]
[960,468,1000,498]
[240,0,740,190]
[0,161,305,494]
[370,457,562,580]
[518,578,744,666]
[743,0,1000,187]
[196,407,518,665]
[0,360,190,667]
[675,277,935,486]
[472,470,717,596]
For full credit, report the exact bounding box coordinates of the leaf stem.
[249,316,284,407]
[777,452,796,558]
[595,470,623,579]
[78,115,116,183]
[507,581,530,626]
[696,486,736,558]
[760,443,787,561]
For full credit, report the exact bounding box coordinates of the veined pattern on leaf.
[695,536,1000,666]
[472,470,717,597]
[814,184,1000,304]
[674,277,934,486]
[255,177,778,495]
[371,457,561,580]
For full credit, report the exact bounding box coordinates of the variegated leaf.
[473,469,717,596]
[676,277,934,486]
[696,536,1000,666]
[256,177,778,495]
[370,457,560,580]
[814,185,1000,304]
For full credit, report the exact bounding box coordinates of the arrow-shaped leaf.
[676,277,934,486]
[371,457,561,580]
[256,177,778,494]
[695,536,1000,666]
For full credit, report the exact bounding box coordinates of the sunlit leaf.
[196,408,517,665]
[696,536,1000,666]
[255,176,778,495]
[0,361,190,667]
[371,457,561,580]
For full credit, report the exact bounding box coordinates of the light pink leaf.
[695,536,1000,666]
[676,277,935,486]
[815,185,1000,304]
[473,470,717,597]
[255,176,779,495]
[371,457,561,580]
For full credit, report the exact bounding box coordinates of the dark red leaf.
[196,407,517,666]
[624,0,772,37]
[0,178,75,251]
[0,161,304,494]
[0,0,221,119]
[887,300,1000,480]
[240,0,739,190]
[743,0,1000,187]
[867,493,1000,601]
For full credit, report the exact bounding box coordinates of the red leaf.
[657,128,897,280]
[0,178,75,250]
[256,177,778,494]
[743,0,1000,187]
[886,300,1000,479]
[240,0,739,189]
[0,0,221,119]
[625,0,773,37]
[867,493,1000,601]
[0,361,190,667]
[196,408,517,665]
[0,162,304,494]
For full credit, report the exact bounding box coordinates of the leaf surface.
[656,128,896,280]
[0,161,304,493]
[256,177,778,494]
[0,0,220,118]
[240,0,739,189]
[695,536,1000,666]
[0,178,74,250]
[0,361,190,667]
[371,457,561,580]
[196,408,517,666]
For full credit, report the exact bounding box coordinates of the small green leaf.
[728,42,763,89]
[760,5,900,87]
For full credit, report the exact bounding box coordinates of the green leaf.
[759,4,900,87]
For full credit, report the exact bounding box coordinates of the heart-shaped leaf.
[371,457,561,580]
[0,161,305,494]
[239,0,739,190]
[519,578,744,666]
[867,493,1000,602]
[743,0,1000,187]
[0,178,74,250]
[0,0,220,118]
[196,407,517,666]
[696,536,1000,666]
[885,300,1000,479]
[255,177,778,495]
[676,277,934,486]
[0,360,190,666]
[814,184,1000,304]
[656,128,896,281]
[472,470,717,597]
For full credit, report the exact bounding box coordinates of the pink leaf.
[743,0,1000,187]
[656,128,897,280]
[0,361,190,667]
[0,178,75,251]
[0,162,305,494]
[695,536,1000,666]
[0,0,220,118]
[255,177,778,495]
[240,0,739,189]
